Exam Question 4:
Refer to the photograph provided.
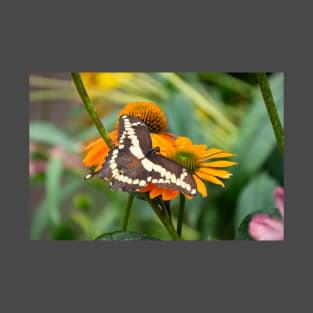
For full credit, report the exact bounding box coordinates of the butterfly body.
[98,115,197,196]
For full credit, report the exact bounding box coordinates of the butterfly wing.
[99,115,153,192]
[99,148,151,192]
[144,153,198,196]
[118,115,152,156]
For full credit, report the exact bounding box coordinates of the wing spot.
[139,180,146,187]
[141,158,153,171]
[171,174,176,183]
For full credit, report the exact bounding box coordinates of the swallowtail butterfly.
[86,115,197,196]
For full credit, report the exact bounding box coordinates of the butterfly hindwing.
[99,148,150,192]
[145,153,197,196]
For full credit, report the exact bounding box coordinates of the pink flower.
[249,187,284,241]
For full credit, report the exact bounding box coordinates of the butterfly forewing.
[118,115,152,155]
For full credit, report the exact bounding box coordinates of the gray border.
[2,1,311,312]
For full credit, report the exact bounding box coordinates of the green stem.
[71,72,115,150]
[256,73,284,157]
[121,193,134,231]
[177,194,185,236]
[145,195,181,240]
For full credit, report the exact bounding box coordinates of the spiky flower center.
[173,151,199,174]
[118,102,167,134]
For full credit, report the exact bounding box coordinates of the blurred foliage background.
[29,72,284,240]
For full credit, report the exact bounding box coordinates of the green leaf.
[198,72,254,98]
[30,180,81,240]
[235,172,279,229]
[94,231,160,241]
[163,93,206,144]
[29,121,78,153]
[235,207,281,240]
[45,156,63,225]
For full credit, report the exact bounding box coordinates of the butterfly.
[85,115,197,196]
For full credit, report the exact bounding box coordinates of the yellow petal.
[203,148,224,157]
[208,152,237,159]
[196,171,225,187]
[193,175,208,197]
[197,167,232,179]
[201,160,237,168]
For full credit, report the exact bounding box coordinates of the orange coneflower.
[140,137,237,200]
[82,101,175,172]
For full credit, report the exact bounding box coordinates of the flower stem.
[121,193,134,231]
[145,195,181,240]
[256,73,284,157]
[177,194,185,236]
[71,72,115,150]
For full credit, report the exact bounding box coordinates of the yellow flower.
[141,137,237,200]
[80,72,133,91]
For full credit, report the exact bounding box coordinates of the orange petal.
[82,130,119,168]
[197,167,232,179]
[83,137,107,152]
[175,137,193,148]
[161,189,179,201]
[196,171,225,187]
[151,133,176,154]
[149,186,163,199]
[193,174,208,197]
[201,160,237,168]
[83,141,109,167]
[110,129,119,145]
